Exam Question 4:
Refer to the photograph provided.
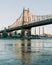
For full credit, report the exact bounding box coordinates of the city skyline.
[0,0,52,34]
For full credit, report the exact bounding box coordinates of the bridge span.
[0,8,52,37]
[0,19,52,33]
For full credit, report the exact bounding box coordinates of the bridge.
[0,19,52,32]
[0,8,52,36]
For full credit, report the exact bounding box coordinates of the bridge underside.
[21,28,31,37]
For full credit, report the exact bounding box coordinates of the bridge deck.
[0,19,52,33]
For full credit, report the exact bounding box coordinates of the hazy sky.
[0,0,52,34]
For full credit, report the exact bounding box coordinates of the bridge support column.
[21,28,31,37]
[25,28,31,37]
[21,8,31,37]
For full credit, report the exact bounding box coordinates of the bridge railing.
[32,14,52,22]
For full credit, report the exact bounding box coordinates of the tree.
[2,31,8,38]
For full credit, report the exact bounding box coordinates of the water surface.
[0,39,52,65]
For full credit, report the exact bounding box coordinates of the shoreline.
[0,37,52,40]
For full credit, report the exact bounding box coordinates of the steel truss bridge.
[0,8,52,36]
[0,19,52,33]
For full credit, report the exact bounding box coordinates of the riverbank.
[0,36,52,40]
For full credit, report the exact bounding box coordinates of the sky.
[0,0,52,34]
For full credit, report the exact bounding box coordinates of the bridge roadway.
[0,19,52,33]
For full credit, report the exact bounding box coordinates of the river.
[0,39,52,65]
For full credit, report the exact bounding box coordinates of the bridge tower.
[21,8,31,37]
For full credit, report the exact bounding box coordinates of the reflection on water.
[0,39,52,65]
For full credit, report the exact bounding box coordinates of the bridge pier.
[21,28,31,37]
